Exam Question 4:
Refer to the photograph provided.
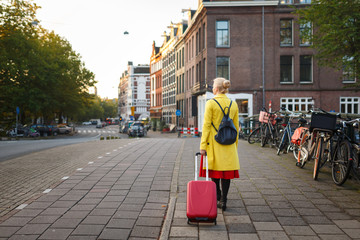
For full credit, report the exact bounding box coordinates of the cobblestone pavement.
[0,134,360,239]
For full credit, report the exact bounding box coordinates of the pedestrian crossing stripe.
[77,130,116,134]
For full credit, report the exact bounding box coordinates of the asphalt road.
[0,125,124,162]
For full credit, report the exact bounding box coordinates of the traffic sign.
[176,110,181,116]
[16,107,20,115]
[130,116,134,120]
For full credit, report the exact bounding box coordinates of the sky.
[33,0,199,99]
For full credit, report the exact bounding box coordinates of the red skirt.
[199,156,239,179]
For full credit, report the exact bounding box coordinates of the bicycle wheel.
[293,145,299,161]
[332,140,352,186]
[248,127,261,144]
[277,130,287,155]
[313,137,323,180]
[260,125,268,147]
[296,132,309,168]
[274,125,284,148]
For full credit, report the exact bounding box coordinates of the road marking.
[113,150,117,152]
[16,204,28,210]
[98,156,103,159]
[106,152,111,155]
[62,176,69,180]
[43,189,52,193]
[88,161,94,164]
[77,168,83,171]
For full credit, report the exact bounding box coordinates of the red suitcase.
[186,152,217,225]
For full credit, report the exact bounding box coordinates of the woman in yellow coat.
[200,77,240,211]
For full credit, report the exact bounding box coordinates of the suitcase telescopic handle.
[195,152,209,181]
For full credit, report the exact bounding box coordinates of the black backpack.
[211,99,238,145]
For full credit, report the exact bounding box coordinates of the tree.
[101,99,118,120]
[0,0,96,125]
[296,0,360,87]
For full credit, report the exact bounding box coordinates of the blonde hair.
[213,77,230,94]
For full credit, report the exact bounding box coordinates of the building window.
[196,32,199,55]
[280,0,293,4]
[281,97,314,111]
[300,0,311,3]
[300,21,311,46]
[182,47,184,66]
[216,57,230,80]
[280,19,293,46]
[343,56,357,83]
[340,97,359,114]
[203,23,206,49]
[216,20,229,47]
[203,58,206,83]
[300,55,312,83]
[280,56,293,83]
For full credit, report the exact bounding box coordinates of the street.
[0,134,360,239]
[0,125,123,162]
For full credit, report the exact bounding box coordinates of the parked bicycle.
[248,126,261,144]
[331,118,360,185]
[296,109,337,180]
[259,108,283,148]
[276,108,307,160]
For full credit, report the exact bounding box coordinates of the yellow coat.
[200,94,240,171]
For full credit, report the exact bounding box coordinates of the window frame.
[216,56,230,80]
[280,97,314,112]
[299,0,311,4]
[280,0,293,4]
[280,19,293,47]
[299,21,312,46]
[216,20,230,48]
[342,56,357,83]
[280,55,294,84]
[340,97,360,114]
[300,55,313,84]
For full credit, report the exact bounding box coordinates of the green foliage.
[101,99,118,120]
[0,0,96,125]
[296,0,360,87]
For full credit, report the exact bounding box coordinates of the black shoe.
[222,201,227,211]
[221,198,227,211]
[217,200,222,208]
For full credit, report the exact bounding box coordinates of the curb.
[160,140,184,240]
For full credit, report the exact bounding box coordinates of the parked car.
[47,125,59,136]
[57,125,73,134]
[90,119,101,125]
[30,124,52,136]
[7,124,28,137]
[119,125,129,133]
[128,125,145,137]
[82,121,92,125]
[28,128,40,137]
[96,121,106,128]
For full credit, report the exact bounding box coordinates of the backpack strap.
[211,99,232,132]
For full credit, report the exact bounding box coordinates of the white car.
[58,125,73,134]
[82,121,92,125]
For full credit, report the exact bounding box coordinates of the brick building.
[150,0,359,131]
[150,42,163,129]
[189,0,359,130]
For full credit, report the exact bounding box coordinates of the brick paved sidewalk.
[1,137,360,239]
[169,139,360,240]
